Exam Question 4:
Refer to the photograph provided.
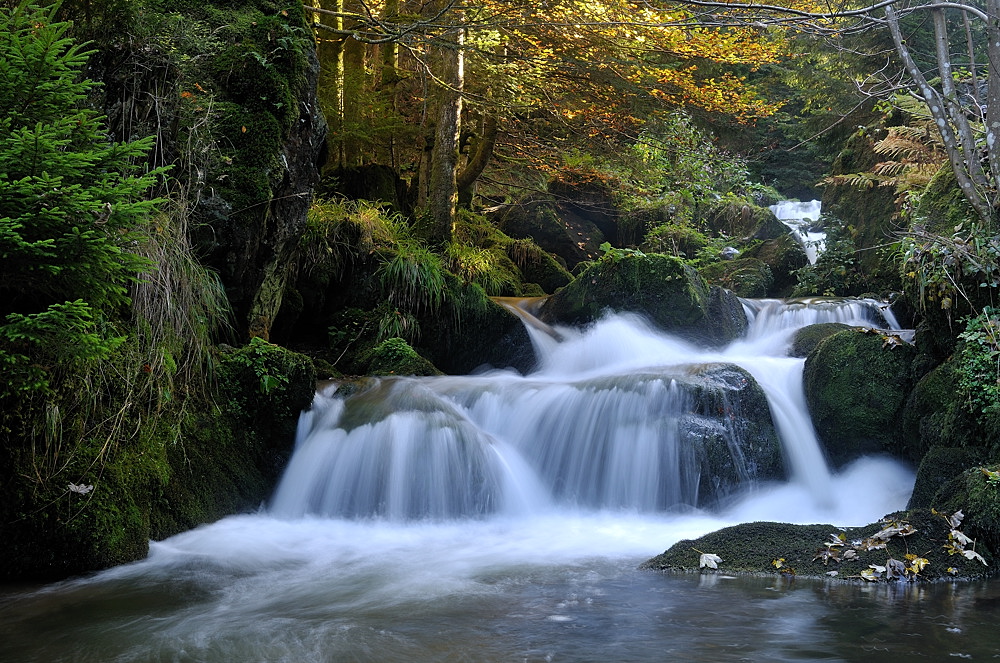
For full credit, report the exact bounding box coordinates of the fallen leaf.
[699,553,722,570]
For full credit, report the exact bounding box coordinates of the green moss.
[699,258,774,298]
[914,165,979,235]
[744,235,808,297]
[363,337,442,376]
[935,466,1000,557]
[641,222,709,258]
[900,357,982,461]
[789,323,851,358]
[803,329,916,466]
[908,446,987,509]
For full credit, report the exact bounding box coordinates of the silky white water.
[771,199,825,263]
[0,298,925,663]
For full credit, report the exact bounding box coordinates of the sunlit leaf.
[860,568,880,582]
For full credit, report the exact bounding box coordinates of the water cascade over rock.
[272,297,902,520]
[770,200,825,264]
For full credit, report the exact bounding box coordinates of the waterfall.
[770,199,825,264]
[272,297,901,520]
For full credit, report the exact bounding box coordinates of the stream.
[4,298,1000,662]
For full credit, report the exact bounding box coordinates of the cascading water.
[273,297,905,521]
[0,297,929,663]
[770,199,825,264]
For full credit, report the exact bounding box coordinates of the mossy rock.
[699,258,774,298]
[803,329,916,466]
[913,164,979,236]
[933,465,1000,558]
[538,252,747,346]
[743,235,808,297]
[506,241,573,294]
[493,194,605,270]
[416,275,535,375]
[1,432,166,580]
[641,509,993,581]
[700,197,786,240]
[908,446,988,509]
[900,357,983,462]
[363,337,443,376]
[640,222,708,259]
[789,322,852,358]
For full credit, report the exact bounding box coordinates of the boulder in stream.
[803,328,916,467]
[538,252,748,346]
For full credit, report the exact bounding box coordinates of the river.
[4,298,999,662]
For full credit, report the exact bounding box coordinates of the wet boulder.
[538,252,747,346]
[743,235,809,297]
[803,329,917,467]
[700,197,789,241]
[493,194,606,270]
[677,363,784,505]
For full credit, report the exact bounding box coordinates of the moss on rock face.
[363,338,443,376]
[743,235,808,297]
[538,252,747,346]
[151,339,317,539]
[803,329,916,466]
[908,446,988,509]
[641,509,992,581]
[934,466,1000,558]
[789,323,852,358]
[699,258,774,298]
[900,357,982,463]
[700,197,787,241]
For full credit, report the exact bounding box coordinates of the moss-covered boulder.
[538,252,748,346]
[789,322,852,358]
[803,329,917,466]
[641,509,992,580]
[699,257,774,298]
[933,466,1000,559]
[363,338,443,376]
[700,197,788,240]
[418,277,535,374]
[1,338,317,581]
[743,235,809,297]
[908,446,988,509]
[493,194,606,270]
[152,339,315,537]
[900,357,982,463]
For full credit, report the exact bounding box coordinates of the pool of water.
[4,487,997,663]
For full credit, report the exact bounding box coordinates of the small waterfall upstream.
[771,199,825,264]
[273,297,904,521]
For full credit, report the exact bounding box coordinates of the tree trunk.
[457,112,499,205]
[885,5,994,224]
[985,0,1000,200]
[316,0,345,167]
[426,18,464,245]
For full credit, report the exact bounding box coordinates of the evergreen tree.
[0,1,161,397]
